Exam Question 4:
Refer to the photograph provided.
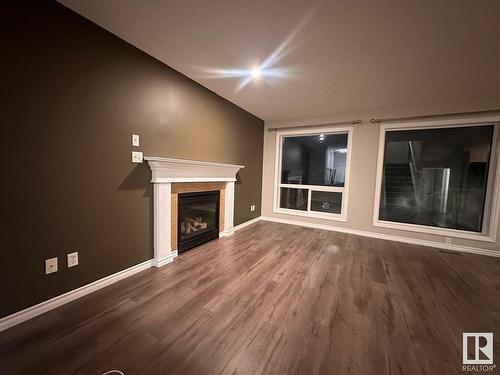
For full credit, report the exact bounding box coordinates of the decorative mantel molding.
[145,156,244,267]
[145,156,244,183]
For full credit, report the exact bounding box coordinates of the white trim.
[342,125,353,220]
[279,183,344,192]
[224,181,236,235]
[273,125,353,222]
[153,183,173,266]
[261,216,500,258]
[144,156,244,168]
[374,219,495,242]
[153,250,178,267]
[272,131,282,221]
[145,156,244,183]
[219,230,235,237]
[195,216,264,236]
[0,259,155,332]
[151,177,237,183]
[372,117,500,242]
[274,207,347,222]
[233,216,262,231]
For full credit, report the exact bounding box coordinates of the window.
[374,120,499,241]
[274,127,352,221]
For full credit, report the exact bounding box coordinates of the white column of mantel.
[153,182,177,267]
[221,181,235,237]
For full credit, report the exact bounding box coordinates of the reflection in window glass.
[280,188,308,211]
[281,133,348,187]
[311,191,342,214]
[379,125,494,232]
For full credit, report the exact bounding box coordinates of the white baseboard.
[219,230,235,237]
[0,259,155,333]
[153,250,178,267]
[220,216,263,236]
[233,216,262,231]
[261,216,500,258]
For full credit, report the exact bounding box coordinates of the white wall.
[261,111,500,255]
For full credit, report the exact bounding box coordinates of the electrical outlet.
[67,252,78,268]
[132,151,143,163]
[445,237,452,245]
[45,257,58,274]
[250,205,256,212]
[132,134,140,147]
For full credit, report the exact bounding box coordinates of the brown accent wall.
[0,1,263,318]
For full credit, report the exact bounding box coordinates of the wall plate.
[132,151,143,163]
[45,257,58,274]
[132,134,140,147]
[67,252,78,268]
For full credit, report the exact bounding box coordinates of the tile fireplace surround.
[145,157,244,267]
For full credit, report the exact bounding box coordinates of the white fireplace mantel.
[145,156,244,267]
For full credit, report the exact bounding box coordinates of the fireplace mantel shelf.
[145,156,244,183]
[145,156,244,267]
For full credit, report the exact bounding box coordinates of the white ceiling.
[59,0,500,122]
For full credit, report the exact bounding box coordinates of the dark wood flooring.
[1,221,500,375]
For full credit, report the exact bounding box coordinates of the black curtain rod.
[370,109,500,124]
[267,119,362,132]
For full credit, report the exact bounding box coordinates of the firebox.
[178,190,220,253]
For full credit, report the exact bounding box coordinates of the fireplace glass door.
[178,190,220,253]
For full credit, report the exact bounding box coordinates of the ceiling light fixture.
[251,67,261,79]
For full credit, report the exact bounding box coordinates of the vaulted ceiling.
[59,0,500,122]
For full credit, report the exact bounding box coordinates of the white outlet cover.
[67,252,79,268]
[132,134,140,147]
[132,151,143,163]
[250,205,256,211]
[45,257,58,274]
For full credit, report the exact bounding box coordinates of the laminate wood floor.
[1,221,500,375]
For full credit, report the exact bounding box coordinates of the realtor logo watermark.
[462,333,495,372]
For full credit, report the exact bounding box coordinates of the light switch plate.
[132,151,143,163]
[45,257,58,274]
[250,205,256,212]
[132,134,140,147]
[67,252,78,268]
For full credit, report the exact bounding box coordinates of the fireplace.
[145,156,244,267]
[178,190,220,253]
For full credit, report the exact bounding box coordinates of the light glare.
[194,5,318,92]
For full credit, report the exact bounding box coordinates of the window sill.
[274,207,347,222]
[372,219,495,243]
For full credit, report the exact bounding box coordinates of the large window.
[275,127,352,220]
[374,121,499,240]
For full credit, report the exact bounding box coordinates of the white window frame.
[273,126,353,222]
[372,116,500,242]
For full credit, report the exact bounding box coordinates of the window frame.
[273,126,353,222]
[372,117,500,242]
